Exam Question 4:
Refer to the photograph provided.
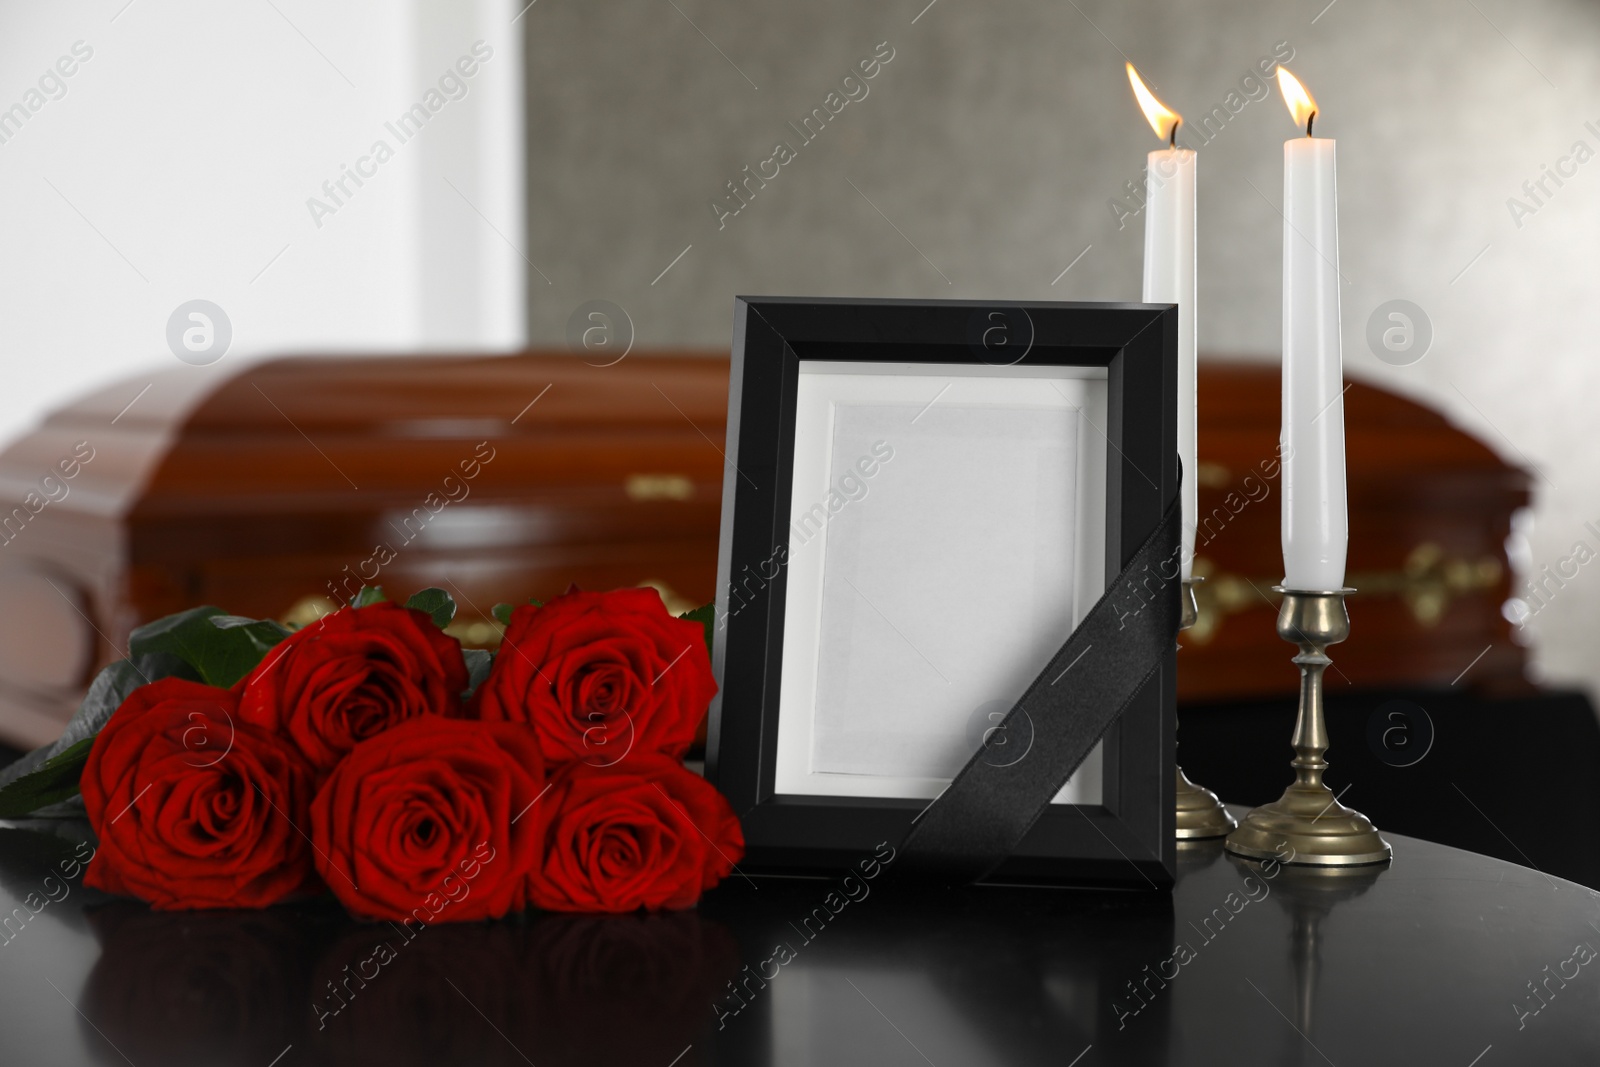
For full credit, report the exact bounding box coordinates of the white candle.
[1277,68,1348,591]
[1127,64,1198,581]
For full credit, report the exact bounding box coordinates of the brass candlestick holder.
[1175,578,1237,840]
[1225,589,1391,867]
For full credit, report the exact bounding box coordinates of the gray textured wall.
[527,0,1600,696]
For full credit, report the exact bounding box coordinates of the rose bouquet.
[0,586,744,920]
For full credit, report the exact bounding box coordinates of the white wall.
[0,0,526,448]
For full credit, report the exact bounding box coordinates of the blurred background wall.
[0,0,527,444]
[523,0,1600,695]
[2,0,1598,695]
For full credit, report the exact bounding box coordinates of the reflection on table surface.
[0,821,1598,1066]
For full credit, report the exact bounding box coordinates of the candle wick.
[1305,110,1316,137]
[1169,118,1180,149]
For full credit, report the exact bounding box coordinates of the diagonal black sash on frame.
[890,490,1182,887]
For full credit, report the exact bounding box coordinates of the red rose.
[531,755,743,913]
[236,601,469,775]
[81,678,317,909]
[472,589,715,764]
[310,716,547,923]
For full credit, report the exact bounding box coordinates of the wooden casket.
[0,353,1531,747]
[0,353,727,747]
[1180,365,1531,702]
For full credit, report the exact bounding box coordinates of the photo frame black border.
[706,296,1178,889]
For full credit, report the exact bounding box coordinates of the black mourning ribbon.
[890,489,1182,887]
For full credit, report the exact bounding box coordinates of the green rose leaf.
[129,607,286,689]
[462,648,494,700]
[211,615,293,644]
[404,588,457,629]
[490,598,543,629]
[352,586,387,608]
[0,737,96,818]
[0,651,199,809]
[680,602,716,660]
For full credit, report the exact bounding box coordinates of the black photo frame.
[706,297,1178,888]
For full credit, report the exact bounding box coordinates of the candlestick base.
[1175,766,1237,840]
[1225,589,1392,867]
[1176,578,1236,840]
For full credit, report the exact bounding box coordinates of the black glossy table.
[1,814,1597,1066]
[1180,688,1600,890]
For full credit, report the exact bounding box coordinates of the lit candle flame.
[1126,63,1181,147]
[1276,66,1318,136]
